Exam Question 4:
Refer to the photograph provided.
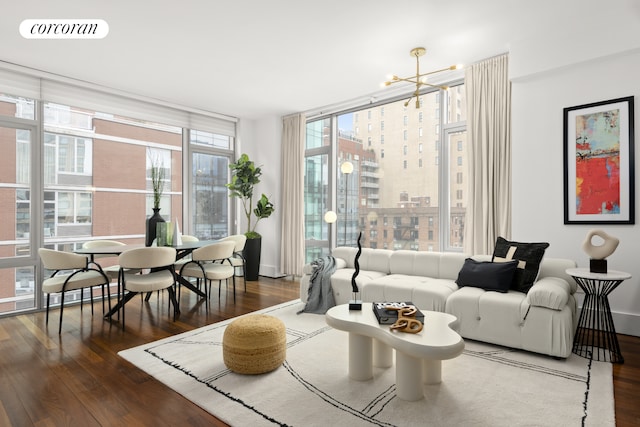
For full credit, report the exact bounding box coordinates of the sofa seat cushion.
[330,268,388,305]
[361,275,458,312]
[445,287,528,349]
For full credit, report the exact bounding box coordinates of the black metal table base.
[572,277,624,363]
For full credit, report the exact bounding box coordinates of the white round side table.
[566,268,631,363]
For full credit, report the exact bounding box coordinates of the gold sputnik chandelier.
[382,47,462,108]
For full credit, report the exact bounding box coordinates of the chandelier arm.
[391,77,420,84]
[419,81,447,89]
[416,66,458,78]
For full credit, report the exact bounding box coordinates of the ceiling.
[1,0,638,120]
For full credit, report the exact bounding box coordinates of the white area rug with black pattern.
[118,300,614,426]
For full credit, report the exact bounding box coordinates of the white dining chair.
[220,234,248,292]
[117,246,179,330]
[178,241,236,302]
[39,248,110,334]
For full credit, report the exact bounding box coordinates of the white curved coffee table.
[326,303,464,401]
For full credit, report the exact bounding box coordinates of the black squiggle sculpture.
[349,231,363,310]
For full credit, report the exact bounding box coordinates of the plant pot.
[243,237,262,281]
[145,208,165,246]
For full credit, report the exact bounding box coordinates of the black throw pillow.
[491,237,550,293]
[455,258,518,293]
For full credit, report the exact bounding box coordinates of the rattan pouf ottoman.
[223,314,286,374]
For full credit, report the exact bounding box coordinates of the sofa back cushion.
[332,246,392,274]
[389,250,467,280]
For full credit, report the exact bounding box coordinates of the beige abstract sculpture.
[582,229,619,273]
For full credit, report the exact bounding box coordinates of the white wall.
[236,115,284,278]
[511,44,640,336]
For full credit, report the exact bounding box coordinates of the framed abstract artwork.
[563,96,635,224]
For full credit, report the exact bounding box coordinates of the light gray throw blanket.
[298,255,337,314]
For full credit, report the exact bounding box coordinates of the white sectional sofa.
[300,247,578,358]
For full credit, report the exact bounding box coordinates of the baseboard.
[258,264,287,279]
[578,306,640,337]
[612,310,640,337]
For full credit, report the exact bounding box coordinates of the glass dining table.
[75,240,218,317]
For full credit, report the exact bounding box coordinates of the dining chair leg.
[167,287,179,320]
[58,292,65,334]
[90,286,94,315]
[232,276,236,303]
[118,290,138,330]
[45,294,51,325]
[106,284,112,315]
[242,263,247,292]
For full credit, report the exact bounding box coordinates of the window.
[45,133,92,175]
[0,74,236,318]
[0,94,35,119]
[57,192,92,224]
[304,82,466,254]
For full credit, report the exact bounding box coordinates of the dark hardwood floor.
[0,277,638,426]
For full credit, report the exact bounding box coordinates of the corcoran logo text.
[20,19,109,39]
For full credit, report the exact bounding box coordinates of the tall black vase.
[243,237,261,281]
[145,208,165,246]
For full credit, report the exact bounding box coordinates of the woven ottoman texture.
[223,314,286,374]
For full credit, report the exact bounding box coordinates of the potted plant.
[145,155,166,246]
[226,153,275,280]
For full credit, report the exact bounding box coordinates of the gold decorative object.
[382,47,462,108]
[389,305,423,334]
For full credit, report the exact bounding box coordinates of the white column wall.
[237,115,284,278]
[511,45,640,336]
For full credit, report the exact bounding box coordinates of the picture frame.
[563,96,635,224]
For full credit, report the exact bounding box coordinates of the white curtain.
[463,54,512,255]
[280,113,306,276]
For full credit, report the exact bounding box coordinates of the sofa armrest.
[526,277,571,310]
